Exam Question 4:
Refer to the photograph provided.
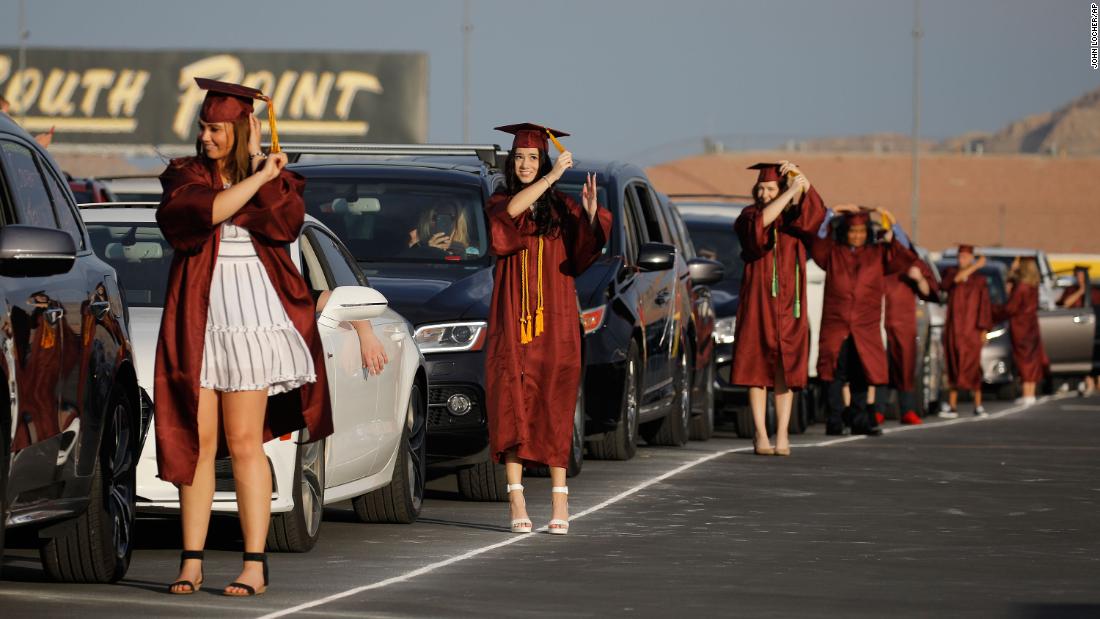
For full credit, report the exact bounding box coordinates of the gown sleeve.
[733,206,771,263]
[486,191,537,257]
[559,192,611,276]
[976,277,994,331]
[156,158,218,254]
[992,283,1024,323]
[882,238,916,275]
[807,234,833,270]
[232,168,307,244]
[940,267,958,293]
[785,185,827,238]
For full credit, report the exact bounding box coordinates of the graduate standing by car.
[939,245,993,417]
[156,78,332,597]
[731,162,826,456]
[884,243,940,425]
[484,123,611,535]
[994,257,1049,405]
[808,206,914,436]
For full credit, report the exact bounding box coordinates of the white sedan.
[79,203,427,552]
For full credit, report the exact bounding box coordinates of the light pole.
[17,0,28,122]
[462,0,472,143]
[910,0,923,243]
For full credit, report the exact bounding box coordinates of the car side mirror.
[1054,275,1076,289]
[0,225,77,277]
[318,285,388,328]
[637,242,676,272]
[687,257,724,286]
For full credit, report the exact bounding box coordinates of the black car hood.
[362,262,494,326]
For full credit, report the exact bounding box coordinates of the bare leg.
[504,448,528,524]
[748,386,771,450]
[948,388,958,411]
[549,466,569,524]
[774,367,792,451]
[1022,381,1036,398]
[222,389,271,595]
[171,388,219,592]
[973,389,983,409]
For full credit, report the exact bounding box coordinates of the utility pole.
[17,0,28,121]
[910,0,923,243]
[462,0,472,143]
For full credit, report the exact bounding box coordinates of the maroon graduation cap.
[495,123,569,152]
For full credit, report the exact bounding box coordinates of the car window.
[622,186,645,263]
[671,209,696,260]
[631,183,667,243]
[684,221,744,295]
[307,227,367,288]
[555,183,611,257]
[0,140,60,229]
[45,172,86,250]
[657,199,683,253]
[85,222,174,308]
[301,178,489,266]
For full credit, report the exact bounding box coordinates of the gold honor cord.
[518,237,546,345]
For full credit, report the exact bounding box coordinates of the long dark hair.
[503,147,564,238]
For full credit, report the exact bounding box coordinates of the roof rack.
[270,143,503,167]
[77,201,159,209]
[667,193,753,201]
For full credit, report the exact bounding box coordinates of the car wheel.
[41,388,136,582]
[641,345,691,447]
[588,341,640,460]
[353,383,427,523]
[734,405,754,439]
[457,456,508,502]
[267,431,325,552]
[528,382,585,478]
[689,359,716,441]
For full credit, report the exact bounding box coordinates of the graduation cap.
[495,123,569,153]
[958,244,976,255]
[843,211,871,226]
[748,162,783,183]
[194,77,282,152]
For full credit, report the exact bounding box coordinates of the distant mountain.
[791,86,1100,156]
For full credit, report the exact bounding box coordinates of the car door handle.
[1073,314,1095,324]
[90,300,111,319]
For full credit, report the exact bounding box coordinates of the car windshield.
[683,222,744,294]
[556,183,610,255]
[86,223,174,308]
[937,262,1007,305]
[302,180,489,265]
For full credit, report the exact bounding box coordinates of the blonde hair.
[194,118,252,185]
[1016,258,1041,287]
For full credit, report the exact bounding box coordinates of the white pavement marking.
[1058,404,1100,412]
[257,393,1071,619]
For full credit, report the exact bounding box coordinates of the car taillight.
[580,305,606,334]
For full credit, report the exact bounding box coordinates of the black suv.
[286,144,522,500]
[557,162,694,460]
[0,113,145,581]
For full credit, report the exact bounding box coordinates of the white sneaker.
[937,410,959,419]
[974,406,988,417]
[938,401,952,413]
[1014,396,1037,406]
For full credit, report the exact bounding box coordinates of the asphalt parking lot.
[2,395,1099,618]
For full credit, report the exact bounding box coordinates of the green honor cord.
[794,262,801,319]
[771,227,779,298]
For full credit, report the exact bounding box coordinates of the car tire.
[528,383,585,478]
[457,456,508,502]
[588,341,640,461]
[641,345,691,447]
[267,432,325,553]
[734,406,754,439]
[689,359,716,441]
[353,383,427,523]
[40,388,136,583]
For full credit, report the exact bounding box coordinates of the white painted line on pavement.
[256,393,1069,618]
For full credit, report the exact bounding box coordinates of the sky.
[0,0,1094,164]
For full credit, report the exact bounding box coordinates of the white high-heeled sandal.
[549,486,569,535]
[506,483,532,534]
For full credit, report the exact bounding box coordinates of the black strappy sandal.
[224,552,269,597]
[168,550,204,594]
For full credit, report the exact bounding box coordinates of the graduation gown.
[992,282,1049,382]
[730,188,827,389]
[484,191,611,469]
[809,235,913,385]
[153,156,332,486]
[941,267,992,391]
[884,246,940,392]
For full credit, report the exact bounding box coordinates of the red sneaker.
[874,411,885,426]
[900,411,923,425]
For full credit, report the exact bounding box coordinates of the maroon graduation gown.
[153,156,332,486]
[941,267,993,391]
[484,191,611,468]
[992,282,1049,382]
[730,188,827,389]
[884,246,940,392]
[809,236,912,385]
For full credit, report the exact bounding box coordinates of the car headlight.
[580,305,606,335]
[713,316,736,344]
[413,321,487,353]
[985,327,1006,341]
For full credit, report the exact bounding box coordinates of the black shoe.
[168,550,204,594]
[224,552,269,597]
[853,425,883,437]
